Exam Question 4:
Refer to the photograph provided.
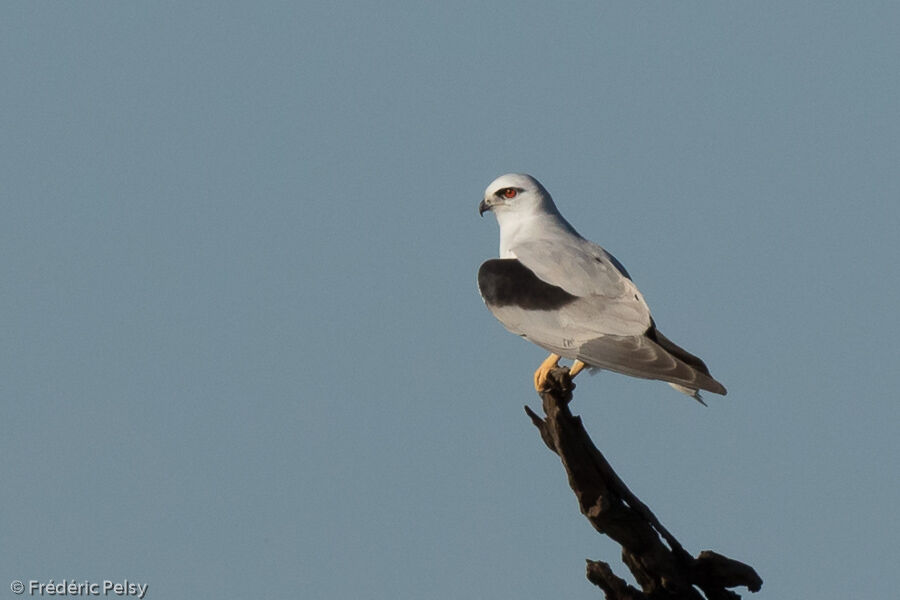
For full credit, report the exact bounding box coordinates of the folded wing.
[477,253,726,397]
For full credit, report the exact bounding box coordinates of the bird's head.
[479,173,555,219]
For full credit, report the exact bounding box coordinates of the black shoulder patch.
[478,259,578,311]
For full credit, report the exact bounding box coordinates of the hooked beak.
[478,198,492,216]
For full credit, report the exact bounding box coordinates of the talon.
[533,353,560,391]
[569,359,586,379]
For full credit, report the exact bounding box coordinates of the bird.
[477,173,726,403]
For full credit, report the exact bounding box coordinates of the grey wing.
[511,238,634,296]
[494,239,726,396]
[510,238,652,335]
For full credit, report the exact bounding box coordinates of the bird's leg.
[533,353,561,392]
[569,359,586,379]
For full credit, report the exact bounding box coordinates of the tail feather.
[575,325,727,397]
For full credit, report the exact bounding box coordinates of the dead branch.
[525,367,762,600]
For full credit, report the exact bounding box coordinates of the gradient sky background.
[2,3,898,599]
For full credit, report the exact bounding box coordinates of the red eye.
[503,188,518,199]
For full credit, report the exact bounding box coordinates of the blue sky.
[2,3,898,598]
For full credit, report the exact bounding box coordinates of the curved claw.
[533,353,561,391]
[569,359,586,379]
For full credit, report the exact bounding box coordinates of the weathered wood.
[526,367,762,599]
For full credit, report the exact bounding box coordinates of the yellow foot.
[569,359,586,379]
[533,353,561,392]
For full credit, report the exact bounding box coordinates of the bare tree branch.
[525,367,762,599]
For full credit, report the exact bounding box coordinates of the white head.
[479,173,579,256]
[479,173,558,219]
